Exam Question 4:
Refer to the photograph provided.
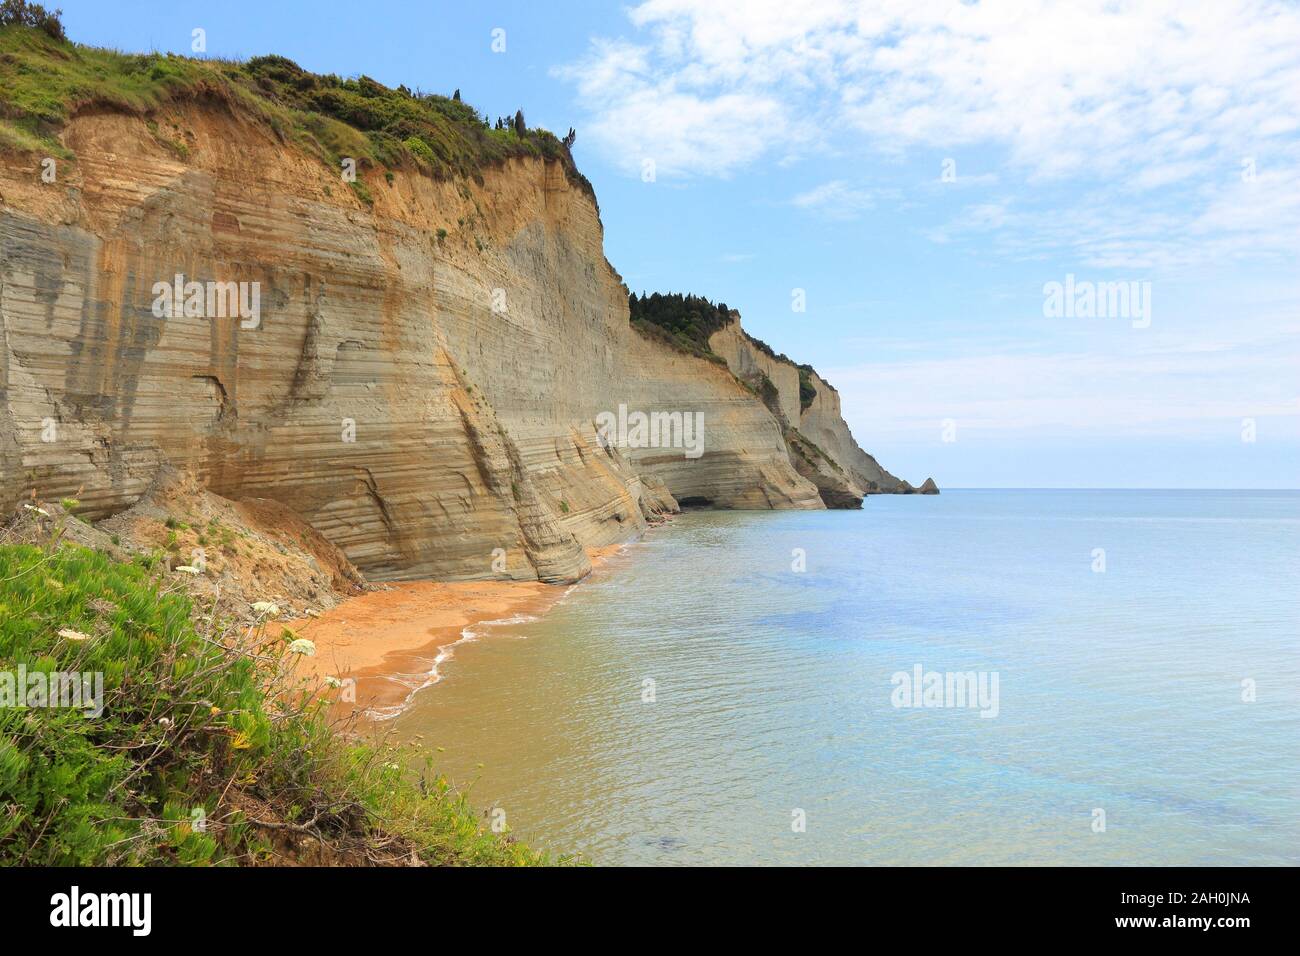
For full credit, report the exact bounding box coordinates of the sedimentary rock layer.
[0,98,910,582]
[707,324,937,501]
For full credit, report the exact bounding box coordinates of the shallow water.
[391,490,1300,865]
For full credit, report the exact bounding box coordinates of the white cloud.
[553,35,788,178]
[563,1,1300,174]
[926,201,1009,244]
[789,179,886,219]
[558,0,1300,260]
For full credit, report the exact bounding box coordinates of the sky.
[57,0,1300,488]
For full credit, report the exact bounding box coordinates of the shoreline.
[286,543,635,720]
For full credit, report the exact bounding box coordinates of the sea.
[390,490,1300,865]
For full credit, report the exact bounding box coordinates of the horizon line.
[929,486,1300,492]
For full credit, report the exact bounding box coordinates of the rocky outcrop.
[0,95,910,583]
[707,327,931,503]
[2,466,367,623]
[784,427,862,508]
[708,320,802,426]
[797,369,922,494]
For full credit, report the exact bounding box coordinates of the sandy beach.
[285,545,629,717]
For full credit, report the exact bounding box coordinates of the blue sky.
[60,1,1300,488]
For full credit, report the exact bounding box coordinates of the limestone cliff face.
[0,98,902,583]
[708,320,802,426]
[707,324,935,502]
[799,369,910,494]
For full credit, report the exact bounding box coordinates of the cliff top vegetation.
[627,291,735,363]
[0,13,592,200]
[628,290,821,408]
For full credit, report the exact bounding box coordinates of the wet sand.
[285,545,629,718]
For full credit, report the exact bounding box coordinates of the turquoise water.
[392,490,1300,865]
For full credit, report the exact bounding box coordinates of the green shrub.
[744,332,797,366]
[0,1,65,41]
[349,178,373,206]
[628,291,733,351]
[798,365,817,411]
[403,134,435,166]
[0,542,561,865]
[0,543,258,863]
[754,371,781,416]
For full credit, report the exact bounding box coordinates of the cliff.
[0,29,928,587]
[707,324,936,500]
[799,368,931,495]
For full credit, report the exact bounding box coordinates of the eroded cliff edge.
[0,45,932,586]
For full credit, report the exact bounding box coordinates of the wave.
[366,614,539,721]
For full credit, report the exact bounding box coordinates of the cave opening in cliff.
[676,496,714,509]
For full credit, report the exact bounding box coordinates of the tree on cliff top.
[0,0,64,39]
[628,291,735,356]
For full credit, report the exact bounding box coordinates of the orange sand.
[285,546,627,717]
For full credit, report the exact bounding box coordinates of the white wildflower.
[57,628,91,642]
[175,565,201,575]
[251,601,280,616]
[23,504,50,517]
[323,676,343,688]
[288,638,316,657]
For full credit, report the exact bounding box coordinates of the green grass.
[0,26,210,159]
[0,539,562,865]
[0,24,594,200]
